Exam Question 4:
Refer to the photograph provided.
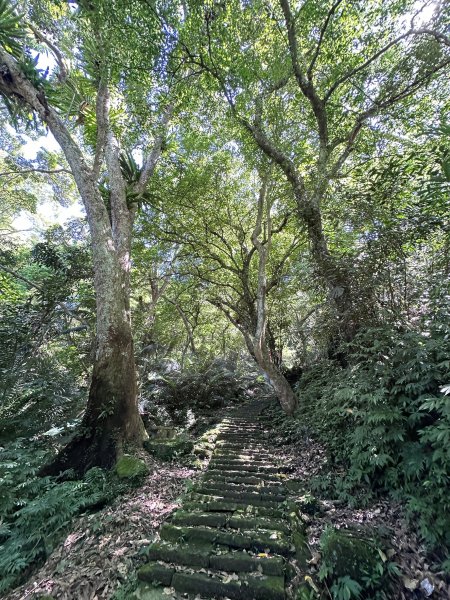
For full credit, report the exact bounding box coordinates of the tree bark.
[250,175,297,415]
[0,49,148,475]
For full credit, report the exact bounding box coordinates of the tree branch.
[307,0,344,79]
[28,23,68,82]
[324,27,450,102]
[92,75,109,181]
[135,103,173,196]
[278,0,329,149]
[0,168,72,177]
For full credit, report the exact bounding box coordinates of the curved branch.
[28,23,68,82]
[307,0,345,79]
[135,103,173,196]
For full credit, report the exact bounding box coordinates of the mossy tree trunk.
[0,49,170,475]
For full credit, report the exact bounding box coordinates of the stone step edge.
[144,540,285,575]
[138,562,285,600]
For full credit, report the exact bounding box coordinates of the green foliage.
[0,440,132,594]
[296,291,450,555]
[0,0,25,58]
[0,239,93,440]
[144,358,265,424]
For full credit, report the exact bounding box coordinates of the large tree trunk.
[249,174,298,415]
[43,318,144,474]
[299,194,357,339]
[41,182,147,475]
[0,50,149,475]
[249,336,297,415]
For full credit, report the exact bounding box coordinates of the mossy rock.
[320,527,384,584]
[296,493,321,515]
[144,436,193,460]
[137,562,174,586]
[153,426,177,440]
[115,455,148,479]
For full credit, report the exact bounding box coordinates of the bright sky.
[10,128,85,241]
[7,51,84,241]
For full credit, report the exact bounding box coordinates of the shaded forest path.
[133,399,299,599]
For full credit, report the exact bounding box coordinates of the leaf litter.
[276,429,450,599]
[5,454,199,600]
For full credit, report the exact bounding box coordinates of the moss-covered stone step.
[215,530,291,555]
[190,491,283,509]
[211,454,277,469]
[172,508,290,535]
[170,510,229,528]
[215,441,269,449]
[204,477,284,490]
[145,540,210,567]
[204,470,282,483]
[210,454,274,462]
[218,426,263,431]
[209,551,285,576]
[211,458,274,467]
[143,541,285,577]
[183,499,286,518]
[160,523,292,555]
[218,427,264,433]
[182,498,242,513]
[212,452,272,459]
[228,514,291,534]
[203,471,288,490]
[201,479,285,493]
[213,453,274,462]
[208,461,280,474]
[217,434,265,441]
[213,450,271,457]
[218,427,263,432]
[160,522,218,545]
[196,485,286,502]
[171,570,285,600]
[218,428,265,432]
[214,443,270,450]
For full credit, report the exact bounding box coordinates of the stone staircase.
[133,400,297,600]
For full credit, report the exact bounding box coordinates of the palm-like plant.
[0,0,25,58]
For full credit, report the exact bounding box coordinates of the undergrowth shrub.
[144,358,266,424]
[0,439,132,594]
[318,527,400,600]
[296,313,450,561]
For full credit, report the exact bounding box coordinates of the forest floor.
[4,407,449,600]
[276,430,450,599]
[4,452,200,600]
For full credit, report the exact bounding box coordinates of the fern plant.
[295,292,450,559]
[0,440,130,594]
